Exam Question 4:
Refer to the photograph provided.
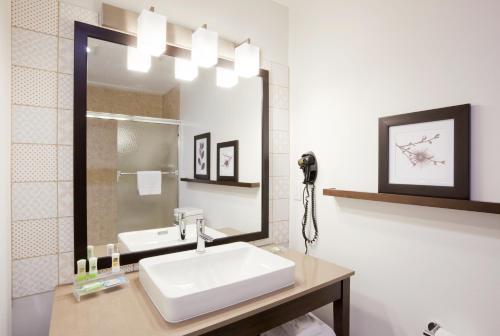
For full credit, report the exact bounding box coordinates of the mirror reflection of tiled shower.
[116,121,178,234]
[87,118,178,246]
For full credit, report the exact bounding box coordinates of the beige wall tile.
[59,2,98,39]
[58,109,73,145]
[270,62,289,88]
[12,66,57,108]
[12,144,57,182]
[12,255,58,298]
[58,73,73,109]
[57,145,73,181]
[58,252,74,285]
[12,218,58,260]
[58,37,73,74]
[12,0,58,35]
[58,182,74,217]
[12,182,58,221]
[12,28,57,71]
[270,85,289,109]
[58,217,74,253]
[12,105,57,144]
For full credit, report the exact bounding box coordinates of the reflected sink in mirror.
[139,242,295,323]
[118,225,227,253]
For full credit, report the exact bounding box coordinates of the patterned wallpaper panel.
[10,0,290,298]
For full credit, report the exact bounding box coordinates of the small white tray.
[73,270,128,302]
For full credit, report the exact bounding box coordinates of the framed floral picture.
[217,140,239,181]
[379,104,470,199]
[194,133,210,180]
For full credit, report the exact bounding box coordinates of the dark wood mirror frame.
[74,22,269,270]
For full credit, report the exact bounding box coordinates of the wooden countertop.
[49,248,354,336]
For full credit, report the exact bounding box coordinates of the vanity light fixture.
[216,67,238,88]
[175,58,198,81]
[127,46,151,73]
[192,24,218,68]
[137,7,167,57]
[235,39,260,78]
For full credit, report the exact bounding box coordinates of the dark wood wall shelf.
[323,189,500,215]
[180,178,260,188]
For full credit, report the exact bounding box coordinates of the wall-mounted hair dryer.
[298,151,317,185]
[298,151,318,254]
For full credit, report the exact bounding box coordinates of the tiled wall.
[11,0,97,298]
[10,0,289,298]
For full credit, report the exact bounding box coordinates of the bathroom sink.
[118,225,226,253]
[139,242,295,322]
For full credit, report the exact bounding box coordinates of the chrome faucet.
[174,213,187,240]
[196,219,213,253]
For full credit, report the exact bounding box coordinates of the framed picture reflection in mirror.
[217,140,239,182]
[194,133,211,180]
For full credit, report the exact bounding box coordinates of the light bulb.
[137,9,167,57]
[175,58,198,81]
[191,27,218,68]
[235,42,260,78]
[216,67,238,88]
[127,46,151,73]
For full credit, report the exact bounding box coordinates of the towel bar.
[116,170,178,182]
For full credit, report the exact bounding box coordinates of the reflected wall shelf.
[323,189,500,215]
[180,178,260,188]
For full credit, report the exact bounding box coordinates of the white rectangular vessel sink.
[139,242,295,323]
[118,225,226,253]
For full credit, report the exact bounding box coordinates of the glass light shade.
[235,42,260,77]
[191,27,218,68]
[127,47,151,73]
[175,58,198,81]
[216,67,238,88]
[137,9,167,57]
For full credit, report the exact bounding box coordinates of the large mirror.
[74,23,269,267]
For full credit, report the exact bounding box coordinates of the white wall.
[179,68,262,234]
[287,0,500,335]
[0,0,12,334]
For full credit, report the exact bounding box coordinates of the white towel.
[137,171,162,196]
[261,313,335,336]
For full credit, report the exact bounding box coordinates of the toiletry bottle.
[112,253,120,273]
[87,245,94,259]
[106,243,114,256]
[76,259,87,282]
[89,256,98,278]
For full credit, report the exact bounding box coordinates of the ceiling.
[87,38,179,95]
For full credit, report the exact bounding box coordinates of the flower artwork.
[379,104,470,199]
[395,134,446,167]
[194,133,210,180]
[197,141,206,171]
[217,140,239,181]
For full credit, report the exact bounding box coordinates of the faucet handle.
[196,218,205,231]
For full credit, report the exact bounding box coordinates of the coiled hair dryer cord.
[302,184,318,254]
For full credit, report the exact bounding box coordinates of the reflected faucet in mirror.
[196,219,214,253]
[174,212,187,240]
[174,208,204,241]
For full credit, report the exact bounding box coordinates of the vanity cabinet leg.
[333,278,350,336]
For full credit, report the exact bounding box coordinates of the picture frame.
[379,104,470,199]
[217,140,239,182]
[194,133,211,180]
